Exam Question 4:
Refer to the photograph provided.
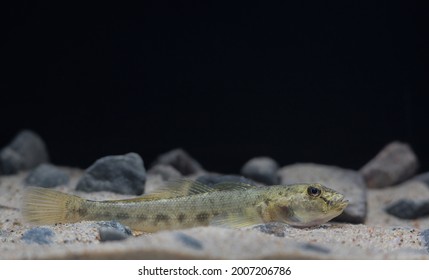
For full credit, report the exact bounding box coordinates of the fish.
[22,180,348,232]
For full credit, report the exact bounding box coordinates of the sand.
[1,169,428,259]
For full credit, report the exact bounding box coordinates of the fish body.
[22,180,348,232]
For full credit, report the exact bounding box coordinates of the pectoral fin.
[210,208,263,228]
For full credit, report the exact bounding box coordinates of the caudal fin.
[22,187,85,225]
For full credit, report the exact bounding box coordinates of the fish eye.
[307,186,321,197]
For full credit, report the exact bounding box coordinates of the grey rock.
[21,227,54,245]
[147,164,181,181]
[420,228,429,253]
[0,130,49,174]
[175,233,203,250]
[24,163,69,188]
[97,221,132,235]
[385,200,429,219]
[152,148,203,175]
[360,141,419,188]
[98,228,130,242]
[98,221,132,242]
[76,153,146,195]
[300,243,331,254]
[196,174,259,187]
[241,157,279,185]
[253,223,286,237]
[277,163,367,224]
[411,172,429,187]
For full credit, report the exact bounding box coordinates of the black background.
[0,1,422,173]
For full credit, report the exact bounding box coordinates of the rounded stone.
[241,156,279,185]
[147,164,181,181]
[360,142,419,188]
[76,152,146,195]
[0,130,49,174]
[21,227,55,245]
[152,148,203,175]
[24,163,69,188]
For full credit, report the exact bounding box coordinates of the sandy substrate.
[1,169,429,259]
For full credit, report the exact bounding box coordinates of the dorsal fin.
[112,179,214,202]
[111,180,257,203]
[211,181,257,192]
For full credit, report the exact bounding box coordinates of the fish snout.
[335,198,349,210]
[328,196,349,209]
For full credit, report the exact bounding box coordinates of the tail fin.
[22,187,85,225]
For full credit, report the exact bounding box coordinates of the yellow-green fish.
[22,180,348,232]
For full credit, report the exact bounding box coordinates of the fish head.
[269,183,348,227]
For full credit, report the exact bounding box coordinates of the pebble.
[360,141,419,188]
[76,153,146,195]
[97,221,132,235]
[300,243,331,254]
[24,163,69,188]
[196,174,259,187]
[0,130,49,174]
[98,228,130,242]
[152,148,204,175]
[241,156,279,185]
[175,233,203,250]
[385,199,429,219]
[21,227,54,245]
[147,164,181,181]
[277,163,367,223]
[253,223,286,237]
[98,221,132,242]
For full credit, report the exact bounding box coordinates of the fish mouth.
[337,199,349,210]
[329,198,349,210]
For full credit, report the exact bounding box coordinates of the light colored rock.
[360,142,419,188]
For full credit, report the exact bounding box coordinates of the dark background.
[0,1,422,173]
